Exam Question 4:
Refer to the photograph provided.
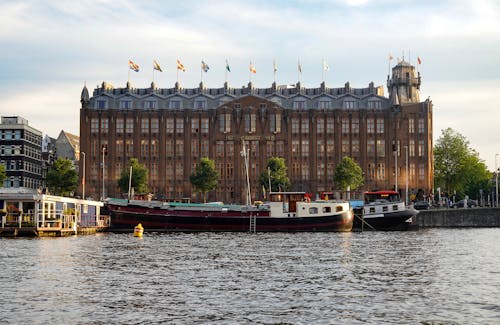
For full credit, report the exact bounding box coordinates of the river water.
[1,229,499,324]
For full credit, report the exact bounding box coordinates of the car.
[452,199,478,208]
[414,201,430,210]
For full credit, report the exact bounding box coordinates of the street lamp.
[81,151,86,200]
[496,154,499,207]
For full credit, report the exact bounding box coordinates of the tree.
[434,128,491,200]
[45,157,78,196]
[117,158,149,195]
[333,156,364,193]
[0,164,6,187]
[189,157,219,203]
[259,157,291,193]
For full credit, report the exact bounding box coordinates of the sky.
[1,0,499,169]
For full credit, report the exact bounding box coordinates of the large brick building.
[79,61,433,203]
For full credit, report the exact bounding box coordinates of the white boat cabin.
[267,192,349,218]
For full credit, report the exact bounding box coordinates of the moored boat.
[353,190,419,230]
[106,192,353,232]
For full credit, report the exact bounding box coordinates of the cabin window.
[336,206,343,212]
[393,205,398,211]
[323,207,331,213]
[369,207,375,213]
[383,206,388,212]
[309,207,318,214]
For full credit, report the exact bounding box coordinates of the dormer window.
[244,114,256,133]
[293,100,306,109]
[368,101,381,109]
[343,100,356,109]
[169,100,181,109]
[144,100,156,109]
[119,100,132,109]
[194,100,207,110]
[95,100,107,109]
[318,100,331,109]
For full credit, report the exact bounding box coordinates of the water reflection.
[1,229,499,324]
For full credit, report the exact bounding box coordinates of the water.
[1,229,499,324]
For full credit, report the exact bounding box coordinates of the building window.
[126,118,134,134]
[344,100,355,109]
[367,163,375,181]
[194,100,206,110]
[418,164,425,180]
[418,118,425,134]
[276,141,285,157]
[150,163,158,181]
[410,163,416,181]
[316,118,324,134]
[227,141,234,157]
[116,140,124,156]
[201,140,208,157]
[367,118,375,134]
[301,118,309,134]
[293,100,306,109]
[270,113,281,133]
[141,118,149,134]
[326,140,334,157]
[116,118,124,134]
[266,141,274,158]
[327,118,334,134]
[175,140,184,157]
[144,100,156,109]
[409,118,415,133]
[301,140,309,157]
[377,140,385,157]
[367,140,375,156]
[342,139,349,155]
[244,114,256,133]
[95,100,106,109]
[219,114,231,133]
[201,118,209,134]
[291,118,299,134]
[100,119,108,134]
[144,140,153,157]
[176,118,184,134]
[166,140,173,156]
[377,163,385,181]
[317,162,325,179]
[418,140,424,157]
[91,118,99,133]
[191,139,199,158]
[301,164,309,180]
[125,139,133,157]
[151,118,159,134]
[191,118,199,134]
[342,119,349,134]
[169,100,181,109]
[317,140,324,158]
[351,118,359,135]
[292,140,300,158]
[368,101,381,109]
[151,140,158,157]
[376,119,384,134]
[409,140,415,157]
[119,100,132,109]
[318,101,331,109]
[166,118,174,134]
[352,139,359,156]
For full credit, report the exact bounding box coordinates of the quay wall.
[413,208,500,227]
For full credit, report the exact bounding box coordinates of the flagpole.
[200,63,203,84]
[152,67,155,83]
[322,59,325,83]
[128,69,130,83]
[177,68,179,84]
[273,59,276,84]
[225,64,227,84]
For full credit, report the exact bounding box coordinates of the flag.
[153,60,162,72]
[273,60,277,72]
[177,59,186,71]
[417,56,422,65]
[388,54,394,61]
[249,61,256,74]
[128,59,139,72]
[323,60,329,71]
[298,60,302,73]
[225,59,231,72]
[201,60,210,73]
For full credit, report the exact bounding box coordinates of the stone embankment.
[413,207,500,227]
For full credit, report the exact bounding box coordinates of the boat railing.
[1,212,36,228]
[36,211,78,230]
[97,215,110,228]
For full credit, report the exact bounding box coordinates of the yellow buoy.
[133,223,144,237]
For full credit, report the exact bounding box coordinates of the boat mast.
[241,140,252,205]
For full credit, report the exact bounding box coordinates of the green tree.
[333,156,364,192]
[117,158,149,195]
[434,128,491,200]
[259,157,291,193]
[45,157,78,196]
[189,157,219,203]
[0,164,6,187]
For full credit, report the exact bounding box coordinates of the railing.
[36,211,77,230]
[1,213,36,228]
[97,215,110,228]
